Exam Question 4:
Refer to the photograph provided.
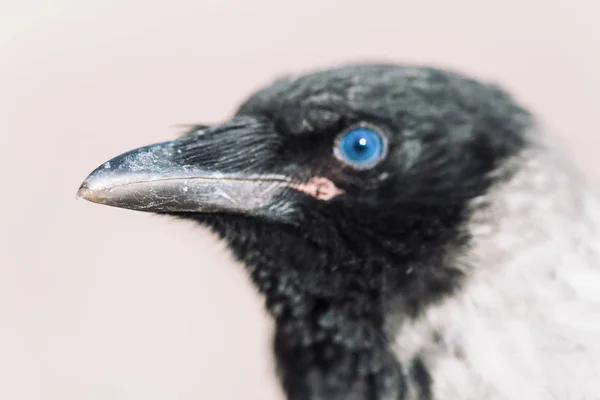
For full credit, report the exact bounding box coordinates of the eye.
[334,125,388,169]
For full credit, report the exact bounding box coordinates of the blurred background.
[1,1,598,399]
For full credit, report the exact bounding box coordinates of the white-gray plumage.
[394,129,600,399]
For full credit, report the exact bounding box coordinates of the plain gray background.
[1,1,599,399]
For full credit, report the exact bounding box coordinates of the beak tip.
[76,181,96,202]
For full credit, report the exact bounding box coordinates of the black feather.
[171,64,532,399]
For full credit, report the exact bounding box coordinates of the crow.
[78,64,600,400]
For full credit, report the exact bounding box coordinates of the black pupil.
[353,138,367,153]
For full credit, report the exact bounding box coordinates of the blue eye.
[335,126,387,168]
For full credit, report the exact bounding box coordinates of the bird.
[77,64,600,400]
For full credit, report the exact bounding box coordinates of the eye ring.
[333,123,390,170]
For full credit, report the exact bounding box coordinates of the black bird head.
[78,64,532,400]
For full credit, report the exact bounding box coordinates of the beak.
[77,116,294,216]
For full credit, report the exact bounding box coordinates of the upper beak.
[77,117,293,216]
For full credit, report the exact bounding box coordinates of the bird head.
[78,64,532,399]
